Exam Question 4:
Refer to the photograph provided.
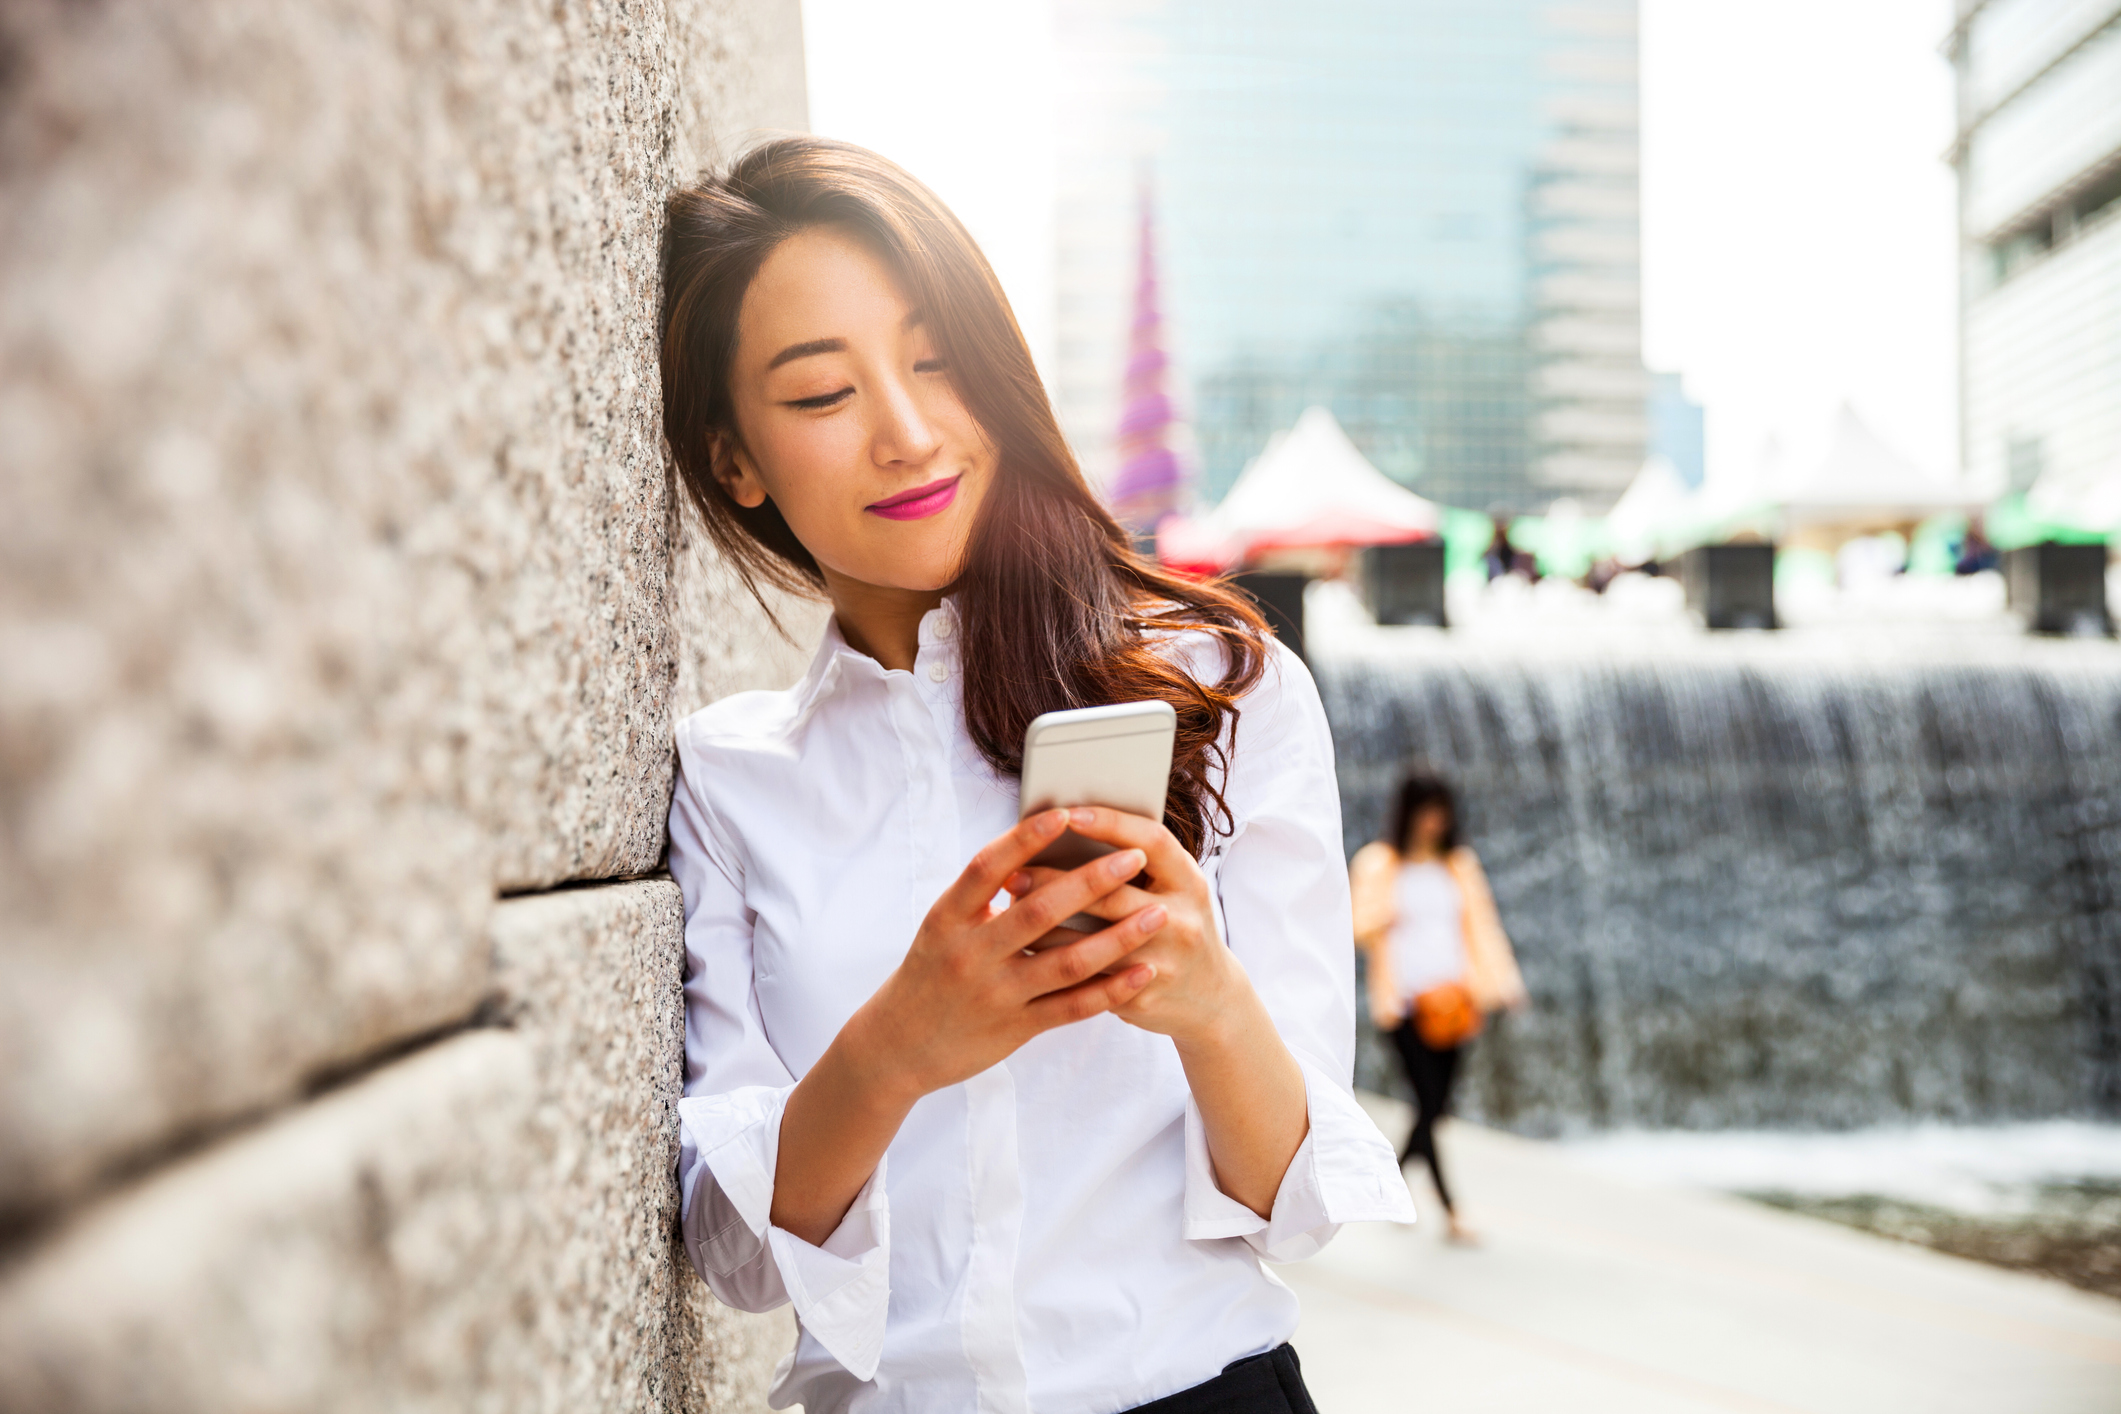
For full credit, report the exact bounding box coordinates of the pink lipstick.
[866,475,961,522]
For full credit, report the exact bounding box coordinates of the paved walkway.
[1277,1097,2121,1414]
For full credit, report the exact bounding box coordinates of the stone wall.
[0,1,824,1407]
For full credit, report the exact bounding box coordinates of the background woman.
[659,137,1412,1414]
[1350,771,1526,1242]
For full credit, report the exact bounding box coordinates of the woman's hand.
[1007,806,1241,1050]
[1010,807,1310,1219]
[847,807,1166,1101]
[773,809,1164,1245]
[1369,994,1405,1032]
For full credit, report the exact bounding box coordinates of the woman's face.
[1409,801,1452,853]
[716,225,996,595]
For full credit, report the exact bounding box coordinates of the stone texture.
[0,1031,540,1413]
[487,879,786,1410]
[0,880,790,1412]
[0,0,808,1216]
[674,534,834,716]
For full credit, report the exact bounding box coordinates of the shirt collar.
[790,596,961,713]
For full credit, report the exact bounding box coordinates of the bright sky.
[1640,0,1960,483]
[801,0,1961,485]
[802,0,1060,379]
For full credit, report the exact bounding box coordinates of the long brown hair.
[660,137,1270,857]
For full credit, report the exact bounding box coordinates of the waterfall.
[1316,645,2121,1132]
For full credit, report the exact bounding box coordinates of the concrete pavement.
[1276,1097,2121,1414]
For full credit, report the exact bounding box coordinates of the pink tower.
[1108,187,1187,535]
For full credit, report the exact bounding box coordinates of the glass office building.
[1054,0,1645,513]
[1648,371,1705,488]
[1947,0,2121,500]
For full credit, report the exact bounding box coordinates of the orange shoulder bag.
[1411,979,1483,1049]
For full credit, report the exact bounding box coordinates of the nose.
[870,370,943,471]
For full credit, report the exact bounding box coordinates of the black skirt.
[1123,1345,1320,1414]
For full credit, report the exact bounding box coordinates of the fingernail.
[1109,849,1145,876]
[1006,871,1031,893]
[1070,807,1096,826]
[1045,809,1070,831]
[1139,905,1166,932]
[1130,964,1156,986]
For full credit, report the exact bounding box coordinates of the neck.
[823,568,945,673]
[1403,840,1446,864]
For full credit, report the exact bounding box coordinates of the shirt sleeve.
[668,739,891,1380]
[1179,641,1418,1258]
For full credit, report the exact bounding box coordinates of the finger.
[1015,868,1155,923]
[1024,962,1157,1032]
[1054,807,1194,888]
[1020,903,1166,995]
[942,810,1072,917]
[986,846,1147,952]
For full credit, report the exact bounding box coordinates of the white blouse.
[668,600,1414,1414]
[1387,862,1466,1001]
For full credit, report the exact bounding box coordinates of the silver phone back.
[1018,701,1176,874]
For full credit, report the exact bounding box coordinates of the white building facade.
[1948,0,2121,502]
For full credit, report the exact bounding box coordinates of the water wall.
[1316,645,2121,1132]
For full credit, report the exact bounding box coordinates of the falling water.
[1316,643,2121,1132]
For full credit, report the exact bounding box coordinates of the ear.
[710,431,770,510]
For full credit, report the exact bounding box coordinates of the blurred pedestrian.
[1582,556,1623,594]
[1483,517,1539,582]
[1350,771,1526,1241]
[1955,516,1999,575]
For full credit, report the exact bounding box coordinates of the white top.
[1387,862,1466,1002]
[668,600,1414,1414]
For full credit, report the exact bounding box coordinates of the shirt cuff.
[1180,1056,1416,1261]
[677,1087,892,1380]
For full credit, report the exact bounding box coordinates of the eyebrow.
[767,337,845,371]
[763,311,927,371]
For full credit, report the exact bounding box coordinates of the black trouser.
[1125,1344,1318,1413]
[1388,1020,1463,1214]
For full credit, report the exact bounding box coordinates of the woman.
[1349,772,1525,1243]
[659,138,1412,1414]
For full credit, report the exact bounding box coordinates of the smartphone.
[1018,700,1176,932]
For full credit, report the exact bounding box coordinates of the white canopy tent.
[1197,405,1440,560]
[1604,455,1695,560]
[1760,403,1975,531]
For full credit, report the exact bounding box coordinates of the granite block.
[0,880,791,1411]
[0,0,807,1213]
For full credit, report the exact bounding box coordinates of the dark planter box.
[1681,543,1777,630]
[1230,569,1309,662]
[1360,540,1448,627]
[2005,541,2112,636]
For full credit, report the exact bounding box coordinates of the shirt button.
[927,660,949,683]
[935,618,954,640]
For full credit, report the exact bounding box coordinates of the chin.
[894,558,961,594]
[872,526,971,593]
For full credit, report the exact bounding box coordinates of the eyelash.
[783,360,946,411]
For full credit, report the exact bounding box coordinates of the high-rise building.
[1647,370,1706,488]
[1054,0,1645,514]
[1947,0,2121,500]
